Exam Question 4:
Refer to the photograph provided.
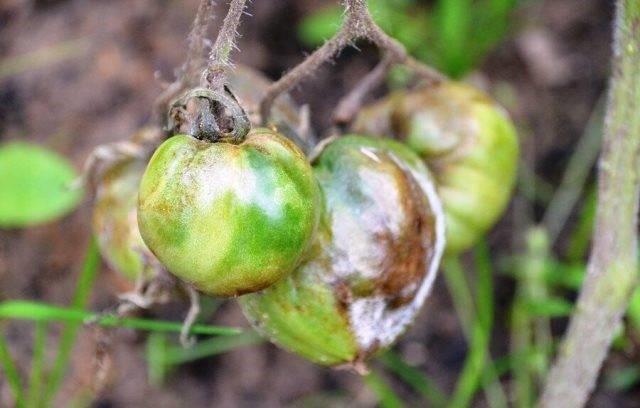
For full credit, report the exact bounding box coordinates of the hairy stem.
[153,0,216,121]
[539,1,640,407]
[184,0,216,85]
[203,0,247,90]
[259,0,444,124]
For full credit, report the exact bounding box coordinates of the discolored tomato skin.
[91,66,313,282]
[92,127,163,282]
[353,82,519,255]
[93,157,151,281]
[239,135,445,366]
[138,128,321,297]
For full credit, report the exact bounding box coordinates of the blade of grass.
[0,329,24,406]
[542,96,606,244]
[26,322,47,408]
[446,247,508,408]
[162,330,262,365]
[510,296,533,407]
[473,243,509,408]
[363,370,406,408]
[0,301,242,336]
[146,331,262,386]
[146,332,168,386]
[434,0,472,77]
[565,186,597,263]
[378,351,447,407]
[0,38,89,81]
[523,229,554,385]
[43,238,100,403]
[443,257,476,332]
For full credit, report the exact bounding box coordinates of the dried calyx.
[167,87,251,144]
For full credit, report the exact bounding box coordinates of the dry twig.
[259,0,445,124]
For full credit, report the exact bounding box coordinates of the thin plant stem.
[153,0,217,120]
[443,257,508,408]
[0,329,24,407]
[539,1,640,406]
[363,370,406,408]
[333,56,393,126]
[510,297,533,407]
[183,0,215,86]
[378,351,448,407]
[203,0,248,90]
[542,96,606,244]
[259,0,444,123]
[43,238,100,404]
[26,322,47,408]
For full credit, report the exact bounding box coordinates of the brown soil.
[0,0,629,407]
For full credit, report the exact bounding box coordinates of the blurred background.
[0,0,628,407]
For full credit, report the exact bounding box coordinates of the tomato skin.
[93,157,150,281]
[92,127,162,282]
[91,66,312,283]
[239,135,445,366]
[353,82,519,255]
[138,128,321,297]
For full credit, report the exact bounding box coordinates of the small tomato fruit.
[138,128,321,296]
[353,82,519,255]
[239,135,445,367]
[91,66,313,283]
[92,127,161,282]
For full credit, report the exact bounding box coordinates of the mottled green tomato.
[353,81,519,255]
[239,135,445,367]
[138,128,321,297]
[91,66,312,282]
[92,127,161,281]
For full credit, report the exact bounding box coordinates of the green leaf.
[525,298,574,317]
[297,6,343,46]
[605,366,640,391]
[0,141,82,227]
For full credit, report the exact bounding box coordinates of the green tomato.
[353,81,519,255]
[138,128,321,297]
[93,158,149,281]
[239,135,445,367]
[91,66,312,282]
[92,128,161,281]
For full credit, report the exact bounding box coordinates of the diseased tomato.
[138,128,321,297]
[353,81,519,255]
[239,135,445,367]
[92,127,162,282]
[91,65,313,283]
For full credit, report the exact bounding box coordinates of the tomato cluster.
[92,66,518,369]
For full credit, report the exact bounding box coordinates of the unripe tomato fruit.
[239,135,445,367]
[92,127,161,281]
[91,66,312,282]
[353,81,519,255]
[138,128,321,296]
